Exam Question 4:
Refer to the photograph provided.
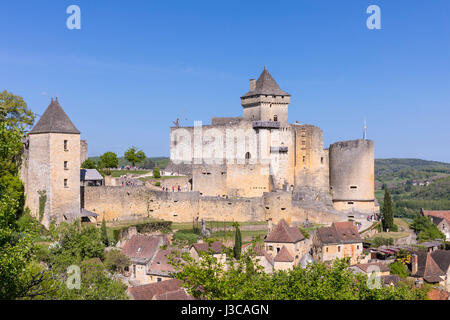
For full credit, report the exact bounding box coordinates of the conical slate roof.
[30,98,80,134]
[241,67,290,98]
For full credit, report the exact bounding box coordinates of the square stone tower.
[25,98,81,227]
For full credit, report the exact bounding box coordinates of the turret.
[240,67,291,125]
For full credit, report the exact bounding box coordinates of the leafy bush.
[410,214,445,242]
[153,167,161,179]
[389,261,408,278]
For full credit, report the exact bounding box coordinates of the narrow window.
[64,140,68,151]
[64,161,68,170]
[321,157,324,164]
[325,247,328,253]
[245,152,251,160]
[64,179,68,188]
[303,156,306,163]
[348,201,354,205]
[157,278,162,282]
[338,246,341,252]
[274,115,278,122]
[350,186,357,189]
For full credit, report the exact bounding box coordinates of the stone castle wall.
[83,186,345,225]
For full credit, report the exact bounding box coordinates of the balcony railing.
[252,121,280,129]
[270,146,288,153]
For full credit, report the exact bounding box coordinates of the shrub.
[372,236,394,247]
[153,167,161,179]
[389,261,409,278]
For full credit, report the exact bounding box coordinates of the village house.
[273,246,295,271]
[349,262,390,277]
[421,209,450,240]
[313,221,364,265]
[264,219,308,265]
[121,234,170,285]
[411,249,450,291]
[242,243,274,273]
[127,279,194,300]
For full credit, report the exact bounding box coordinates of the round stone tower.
[329,139,375,214]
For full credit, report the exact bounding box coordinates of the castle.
[21,68,377,227]
[167,67,376,215]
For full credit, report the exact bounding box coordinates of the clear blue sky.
[1,0,449,162]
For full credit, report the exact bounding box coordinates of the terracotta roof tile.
[121,235,166,264]
[415,251,446,283]
[192,241,225,254]
[421,209,450,224]
[354,262,390,273]
[427,288,449,300]
[128,279,194,300]
[317,221,362,245]
[148,248,176,276]
[265,219,305,243]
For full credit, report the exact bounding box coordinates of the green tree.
[389,261,409,278]
[172,243,428,300]
[382,188,394,231]
[99,152,118,169]
[49,222,106,273]
[410,214,445,242]
[233,222,242,260]
[0,114,52,299]
[153,167,161,179]
[0,90,35,131]
[124,147,146,167]
[101,217,109,247]
[81,159,97,169]
[56,261,128,300]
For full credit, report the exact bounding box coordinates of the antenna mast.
[363,119,367,140]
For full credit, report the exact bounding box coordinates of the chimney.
[411,254,418,275]
[267,218,273,233]
[249,79,256,91]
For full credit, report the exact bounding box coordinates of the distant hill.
[375,158,450,217]
[89,156,169,169]
[375,158,450,178]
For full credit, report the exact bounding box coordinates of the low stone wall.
[83,186,346,224]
